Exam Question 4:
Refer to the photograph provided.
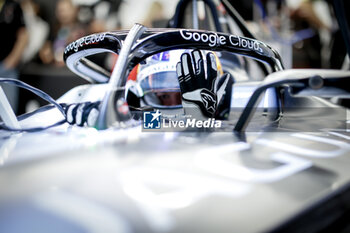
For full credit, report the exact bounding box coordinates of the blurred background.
[0,0,348,115]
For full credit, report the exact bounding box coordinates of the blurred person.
[89,18,106,33]
[142,1,166,28]
[288,0,333,68]
[21,0,49,63]
[87,0,110,33]
[39,0,86,66]
[0,0,28,112]
[288,0,333,30]
[87,0,123,31]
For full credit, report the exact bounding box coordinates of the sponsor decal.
[200,89,217,114]
[228,35,263,53]
[180,30,263,53]
[64,33,106,54]
[143,110,222,130]
[180,29,226,47]
[144,110,162,129]
[152,51,170,61]
[162,117,221,129]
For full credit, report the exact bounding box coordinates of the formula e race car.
[0,0,350,233]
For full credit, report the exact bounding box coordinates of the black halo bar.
[64,28,284,85]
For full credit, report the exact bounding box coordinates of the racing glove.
[65,101,100,127]
[176,49,231,119]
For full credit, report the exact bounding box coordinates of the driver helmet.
[126,49,223,109]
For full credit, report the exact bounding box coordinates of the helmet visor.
[140,71,182,108]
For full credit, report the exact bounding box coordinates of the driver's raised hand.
[176,49,230,119]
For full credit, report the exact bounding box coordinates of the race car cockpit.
[61,24,284,131]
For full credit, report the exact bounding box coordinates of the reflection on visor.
[140,71,182,108]
[144,91,182,108]
[140,71,180,92]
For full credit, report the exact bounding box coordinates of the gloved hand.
[176,49,231,119]
[65,101,100,126]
